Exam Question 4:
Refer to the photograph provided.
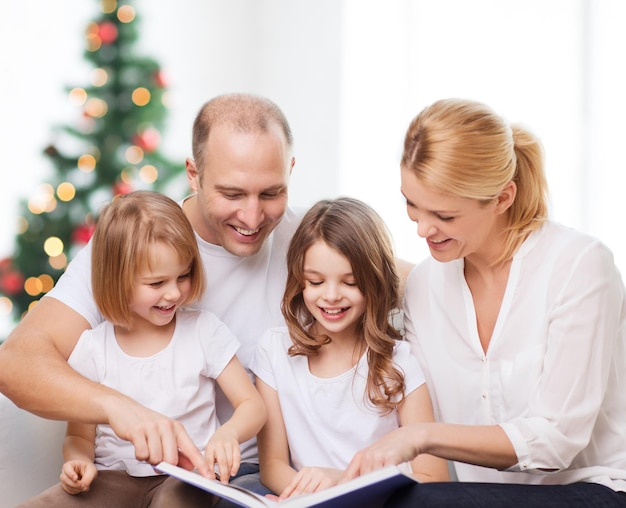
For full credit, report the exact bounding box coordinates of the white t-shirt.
[48,205,305,462]
[404,221,626,491]
[68,308,240,477]
[250,327,425,471]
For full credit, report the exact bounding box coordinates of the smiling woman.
[342,98,626,508]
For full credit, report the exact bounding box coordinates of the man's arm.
[0,297,94,418]
[0,297,209,475]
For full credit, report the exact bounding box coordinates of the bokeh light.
[57,182,76,202]
[0,297,13,316]
[132,87,151,106]
[91,68,109,87]
[85,97,108,117]
[139,165,158,183]
[24,277,43,297]
[117,5,136,23]
[69,88,88,106]
[78,154,97,173]
[125,145,144,164]
[43,237,64,257]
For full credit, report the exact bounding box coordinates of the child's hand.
[278,467,342,500]
[60,459,98,495]
[204,425,241,484]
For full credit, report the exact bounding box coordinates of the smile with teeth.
[233,225,260,236]
[430,238,448,244]
[321,307,349,315]
[155,304,175,311]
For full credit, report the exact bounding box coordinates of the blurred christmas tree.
[0,0,184,324]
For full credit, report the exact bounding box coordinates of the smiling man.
[0,94,303,501]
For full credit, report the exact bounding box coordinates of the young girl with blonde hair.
[21,191,266,508]
[251,197,449,501]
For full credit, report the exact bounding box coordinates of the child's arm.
[256,377,297,495]
[256,378,343,499]
[210,356,267,483]
[396,384,450,482]
[61,421,98,494]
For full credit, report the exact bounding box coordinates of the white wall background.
[1,0,625,335]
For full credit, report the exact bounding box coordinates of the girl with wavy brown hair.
[251,197,449,500]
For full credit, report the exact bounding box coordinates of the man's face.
[186,123,294,257]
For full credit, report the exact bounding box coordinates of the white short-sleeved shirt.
[250,327,425,471]
[48,204,305,462]
[68,308,240,476]
[404,221,626,491]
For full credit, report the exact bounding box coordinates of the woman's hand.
[278,466,343,500]
[60,459,98,495]
[343,426,420,481]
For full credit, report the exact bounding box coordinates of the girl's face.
[302,240,366,342]
[401,167,508,264]
[129,243,193,329]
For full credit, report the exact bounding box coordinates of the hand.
[279,467,343,500]
[60,460,98,495]
[342,426,419,482]
[106,397,208,476]
[204,425,241,484]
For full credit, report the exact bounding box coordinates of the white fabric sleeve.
[500,240,624,473]
[194,311,241,380]
[67,327,103,381]
[393,340,426,397]
[249,329,278,390]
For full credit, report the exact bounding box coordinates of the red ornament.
[72,223,96,245]
[153,70,168,88]
[132,128,160,153]
[0,258,11,271]
[113,181,133,196]
[98,22,118,44]
[1,271,24,296]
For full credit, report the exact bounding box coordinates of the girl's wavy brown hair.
[282,197,405,413]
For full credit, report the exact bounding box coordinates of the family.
[0,94,625,507]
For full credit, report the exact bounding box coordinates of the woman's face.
[400,167,508,264]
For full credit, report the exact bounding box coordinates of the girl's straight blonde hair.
[91,190,205,329]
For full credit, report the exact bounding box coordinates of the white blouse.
[404,221,626,491]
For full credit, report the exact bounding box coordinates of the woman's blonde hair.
[91,190,205,329]
[282,197,405,413]
[401,98,548,263]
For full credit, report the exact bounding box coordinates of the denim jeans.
[384,481,626,508]
[213,462,273,508]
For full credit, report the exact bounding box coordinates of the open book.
[155,461,416,508]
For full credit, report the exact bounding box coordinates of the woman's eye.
[307,280,323,286]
